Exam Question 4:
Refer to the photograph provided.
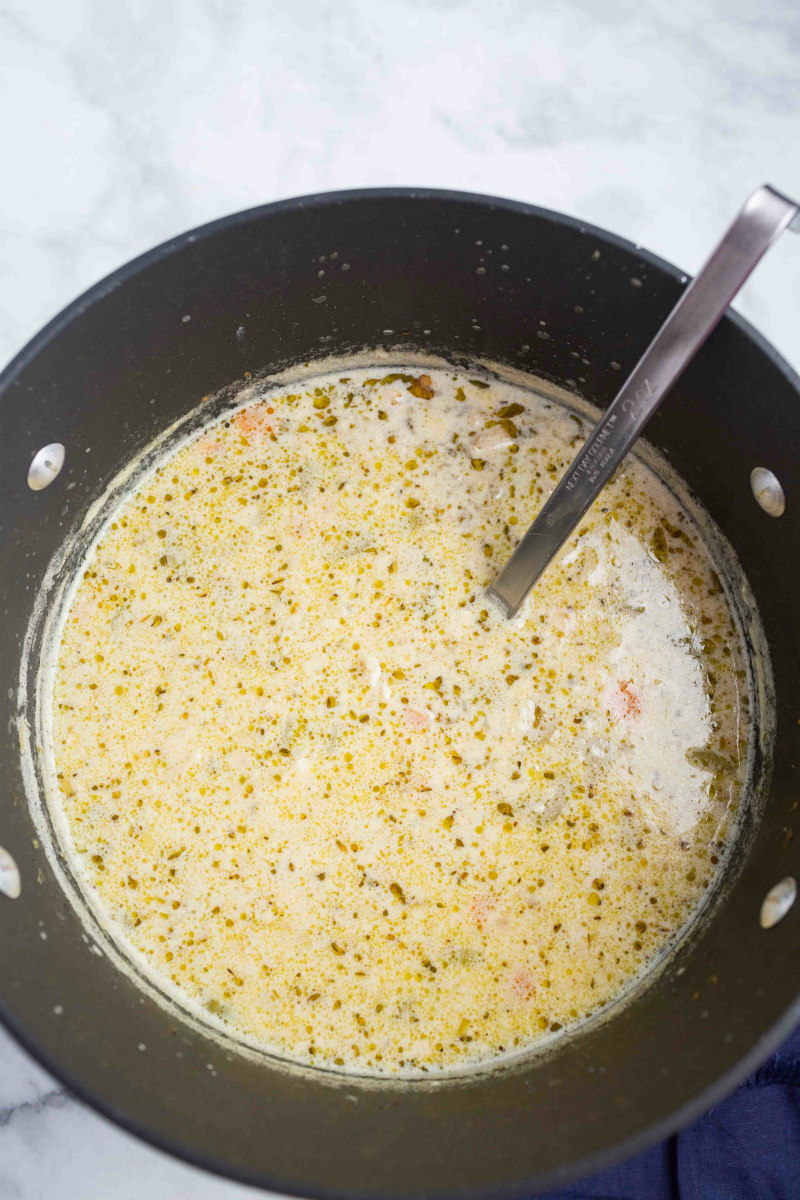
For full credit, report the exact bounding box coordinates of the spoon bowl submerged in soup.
[50,365,750,1075]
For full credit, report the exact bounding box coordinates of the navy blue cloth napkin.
[542,1025,800,1200]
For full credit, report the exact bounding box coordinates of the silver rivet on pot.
[760,876,796,929]
[750,467,785,517]
[27,443,65,491]
[0,845,21,900]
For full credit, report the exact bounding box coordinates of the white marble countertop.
[1,0,799,1195]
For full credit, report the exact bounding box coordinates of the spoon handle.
[489,184,800,619]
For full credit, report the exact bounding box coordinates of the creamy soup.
[51,366,750,1075]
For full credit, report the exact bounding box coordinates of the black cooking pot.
[1,189,799,1198]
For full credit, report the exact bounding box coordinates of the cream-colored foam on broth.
[51,366,750,1075]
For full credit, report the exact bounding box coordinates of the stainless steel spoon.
[489,184,800,619]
